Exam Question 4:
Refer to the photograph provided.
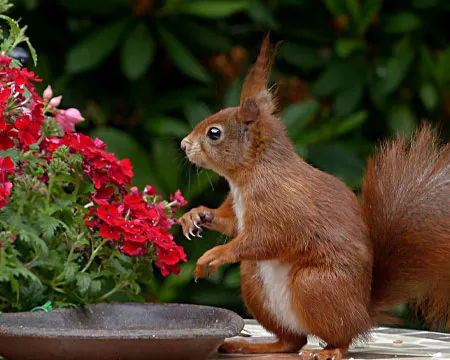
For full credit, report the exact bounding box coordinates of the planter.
[0,303,244,360]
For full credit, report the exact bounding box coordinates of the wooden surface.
[211,321,450,359]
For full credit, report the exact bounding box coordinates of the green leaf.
[420,46,435,80]
[345,0,361,22]
[279,42,324,70]
[145,116,191,138]
[323,0,346,16]
[182,21,231,52]
[76,273,91,293]
[307,143,364,187]
[89,280,102,295]
[282,100,319,139]
[25,38,37,66]
[384,12,421,34]
[248,0,278,28]
[387,104,417,136]
[184,101,212,127]
[120,23,154,80]
[361,0,382,32]
[38,215,62,241]
[301,111,367,145]
[151,139,181,193]
[372,50,415,99]
[66,18,129,73]
[157,26,211,83]
[181,0,249,18]
[435,47,450,86]
[312,60,364,97]
[0,149,19,163]
[64,262,79,282]
[224,78,243,107]
[412,0,441,8]
[419,83,438,111]
[334,83,363,116]
[89,127,161,190]
[334,39,362,58]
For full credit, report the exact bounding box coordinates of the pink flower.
[49,95,62,108]
[43,85,53,100]
[55,108,84,132]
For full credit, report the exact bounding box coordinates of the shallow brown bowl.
[0,302,244,360]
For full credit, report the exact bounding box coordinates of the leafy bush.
[7,0,450,324]
[0,8,187,312]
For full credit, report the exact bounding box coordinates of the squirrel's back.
[362,124,450,328]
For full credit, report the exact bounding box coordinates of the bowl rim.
[0,302,244,340]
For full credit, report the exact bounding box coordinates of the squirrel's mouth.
[185,150,204,167]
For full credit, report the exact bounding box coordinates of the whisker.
[203,170,216,192]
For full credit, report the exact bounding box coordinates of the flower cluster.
[43,132,187,275]
[0,54,187,276]
[0,55,43,150]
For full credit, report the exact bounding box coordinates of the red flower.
[0,125,18,151]
[0,181,13,209]
[144,185,156,196]
[0,156,15,182]
[99,223,121,241]
[170,189,188,207]
[96,204,125,227]
[0,55,11,66]
[15,115,41,146]
[107,158,133,186]
[92,186,115,204]
[0,87,11,104]
[122,241,145,256]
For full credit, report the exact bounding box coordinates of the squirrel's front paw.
[194,245,234,280]
[179,207,214,240]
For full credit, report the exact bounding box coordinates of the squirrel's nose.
[180,138,188,152]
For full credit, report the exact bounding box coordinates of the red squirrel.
[179,36,450,360]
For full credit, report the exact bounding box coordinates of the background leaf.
[66,19,129,73]
[120,23,154,80]
[158,26,211,83]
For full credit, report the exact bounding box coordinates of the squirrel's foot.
[219,338,305,354]
[298,348,346,360]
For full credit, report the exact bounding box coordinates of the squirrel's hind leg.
[219,261,307,354]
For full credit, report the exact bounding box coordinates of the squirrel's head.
[181,35,290,178]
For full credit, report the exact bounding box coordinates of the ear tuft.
[240,98,260,125]
[240,34,278,106]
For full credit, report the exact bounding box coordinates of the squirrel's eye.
[207,127,222,141]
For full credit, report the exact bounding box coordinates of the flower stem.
[0,247,5,274]
[81,239,108,273]
[97,283,124,302]
[11,202,24,231]
[45,175,54,212]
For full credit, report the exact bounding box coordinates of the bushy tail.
[361,124,450,329]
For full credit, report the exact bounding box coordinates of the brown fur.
[179,36,450,359]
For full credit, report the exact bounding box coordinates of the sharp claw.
[197,233,202,238]
[189,229,195,237]
[194,221,201,229]
[184,232,191,240]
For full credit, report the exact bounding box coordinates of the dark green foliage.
[9,0,450,326]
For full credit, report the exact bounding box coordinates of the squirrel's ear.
[239,98,260,125]
[240,34,278,106]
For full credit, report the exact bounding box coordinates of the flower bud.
[49,95,62,108]
[55,108,85,132]
[43,85,53,100]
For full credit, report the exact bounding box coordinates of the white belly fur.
[229,182,305,335]
[257,260,306,335]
